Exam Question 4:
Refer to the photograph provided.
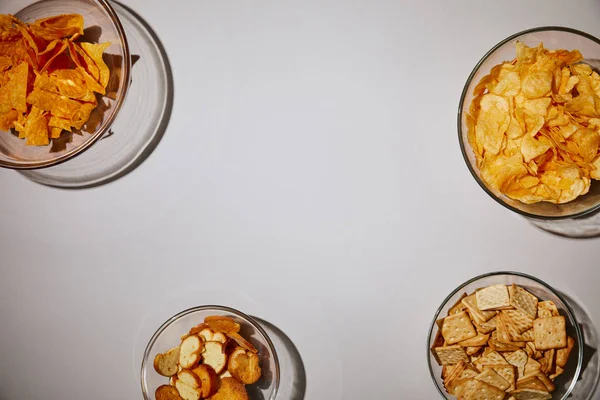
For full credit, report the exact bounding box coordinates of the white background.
[2,1,600,399]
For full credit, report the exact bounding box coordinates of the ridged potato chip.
[467,42,600,204]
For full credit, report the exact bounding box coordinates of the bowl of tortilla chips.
[0,0,130,169]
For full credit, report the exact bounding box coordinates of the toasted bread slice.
[178,370,201,389]
[226,332,258,353]
[180,335,203,369]
[192,364,220,398]
[189,323,210,336]
[154,346,181,377]
[227,348,262,384]
[204,316,241,334]
[155,384,182,400]
[202,341,227,374]
[220,370,232,379]
[175,380,201,400]
[209,377,249,400]
[199,328,228,344]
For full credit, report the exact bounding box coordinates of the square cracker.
[463,380,506,400]
[471,313,497,334]
[496,312,526,347]
[506,349,528,367]
[442,311,477,345]
[511,389,552,400]
[556,336,574,368]
[466,346,483,356]
[473,350,509,369]
[549,365,564,380]
[434,345,469,365]
[511,328,534,343]
[477,284,511,310]
[449,292,468,315]
[524,357,542,376]
[503,309,534,334]
[453,379,478,398]
[487,364,516,391]
[462,294,496,322]
[474,368,510,391]
[537,301,559,318]
[533,316,567,350]
[517,375,547,391]
[509,284,538,319]
[543,349,555,375]
[459,333,490,347]
[529,370,555,392]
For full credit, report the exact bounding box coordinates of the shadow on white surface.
[251,317,307,400]
[559,292,599,399]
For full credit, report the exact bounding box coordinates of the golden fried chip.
[22,106,49,146]
[80,42,111,89]
[48,115,72,132]
[0,61,28,113]
[27,88,78,117]
[0,109,18,130]
[29,14,84,41]
[468,41,600,204]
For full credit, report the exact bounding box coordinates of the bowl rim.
[426,270,584,400]
[457,26,600,220]
[140,304,281,400]
[0,0,131,170]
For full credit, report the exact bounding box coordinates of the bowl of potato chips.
[0,0,130,169]
[459,27,600,222]
[428,271,583,400]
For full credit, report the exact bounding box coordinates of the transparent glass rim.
[426,270,584,399]
[0,0,131,170]
[457,26,600,220]
[140,304,281,400]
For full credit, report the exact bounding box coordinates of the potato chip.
[468,42,600,203]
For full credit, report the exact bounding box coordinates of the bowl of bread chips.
[141,305,280,400]
[459,27,600,221]
[428,272,583,400]
[0,0,130,169]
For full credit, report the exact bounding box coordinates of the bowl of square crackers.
[427,272,583,400]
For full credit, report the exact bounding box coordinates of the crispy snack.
[433,284,575,399]
[153,315,262,400]
[0,13,111,146]
[204,316,241,334]
[155,384,183,400]
[467,41,600,204]
[210,377,249,400]
[227,348,262,385]
[154,346,181,377]
[179,335,203,369]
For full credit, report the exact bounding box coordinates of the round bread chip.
[153,346,180,377]
[210,377,249,400]
[204,316,241,334]
[227,348,262,384]
[155,384,182,400]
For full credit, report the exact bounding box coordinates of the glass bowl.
[427,271,583,400]
[0,0,130,169]
[458,27,600,220]
[141,305,280,400]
